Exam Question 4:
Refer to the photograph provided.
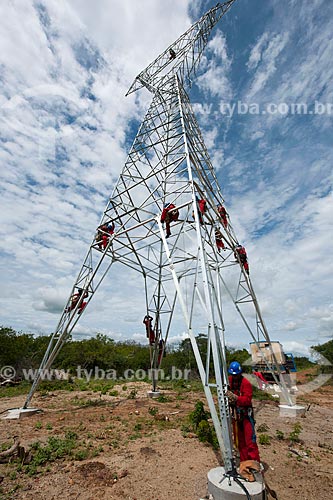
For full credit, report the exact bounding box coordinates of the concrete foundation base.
[1,407,42,420]
[279,404,306,418]
[147,390,161,399]
[208,467,265,500]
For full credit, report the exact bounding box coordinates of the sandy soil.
[0,380,332,500]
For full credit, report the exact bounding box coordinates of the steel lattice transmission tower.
[21,0,293,476]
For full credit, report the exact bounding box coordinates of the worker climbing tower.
[8,1,300,497]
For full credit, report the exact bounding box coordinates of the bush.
[24,430,99,475]
[188,401,209,430]
[148,406,158,416]
[289,422,302,443]
[128,389,137,399]
[275,430,284,440]
[257,423,269,433]
[258,434,271,445]
[157,394,170,403]
[187,401,218,449]
[196,420,219,449]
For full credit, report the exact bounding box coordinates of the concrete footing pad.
[147,390,161,399]
[208,467,265,499]
[279,404,306,417]
[1,407,42,420]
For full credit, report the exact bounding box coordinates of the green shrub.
[289,422,302,443]
[258,434,271,445]
[74,449,88,461]
[148,406,158,416]
[196,420,219,449]
[187,401,218,449]
[157,394,169,403]
[188,401,209,430]
[276,429,285,440]
[23,430,96,475]
[128,389,137,399]
[257,423,269,433]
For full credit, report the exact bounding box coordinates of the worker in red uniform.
[192,197,207,224]
[198,198,207,224]
[215,228,225,252]
[227,361,260,463]
[143,314,155,345]
[234,245,249,275]
[96,221,115,250]
[67,288,88,315]
[217,205,228,228]
[160,203,179,238]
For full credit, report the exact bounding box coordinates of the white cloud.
[246,32,289,99]
[280,341,312,357]
[69,0,191,81]
[284,321,299,332]
[250,130,264,141]
[247,32,269,70]
[33,286,67,314]
[197,30,233,100]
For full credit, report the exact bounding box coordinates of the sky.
[0,0,332,357]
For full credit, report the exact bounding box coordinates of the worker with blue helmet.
[228,361,242,375]
[226,360,260,464]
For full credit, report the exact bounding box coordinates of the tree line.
[0,326,324,380]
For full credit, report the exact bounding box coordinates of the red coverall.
[160,204,179,237]
[218,205,228,228]
[215,229,225,251]
[69,290,88,314]
[198,199,207,224]
[143,315,155,345]
[198,199,206,214]
[235,246,249,275]
[97,222,115,250]
[229,375,260,463]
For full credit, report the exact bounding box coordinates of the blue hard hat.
[228,361,242,375]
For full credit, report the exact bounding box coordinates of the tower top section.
[126,0,236,96]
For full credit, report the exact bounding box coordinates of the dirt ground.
[0,379,332,500]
